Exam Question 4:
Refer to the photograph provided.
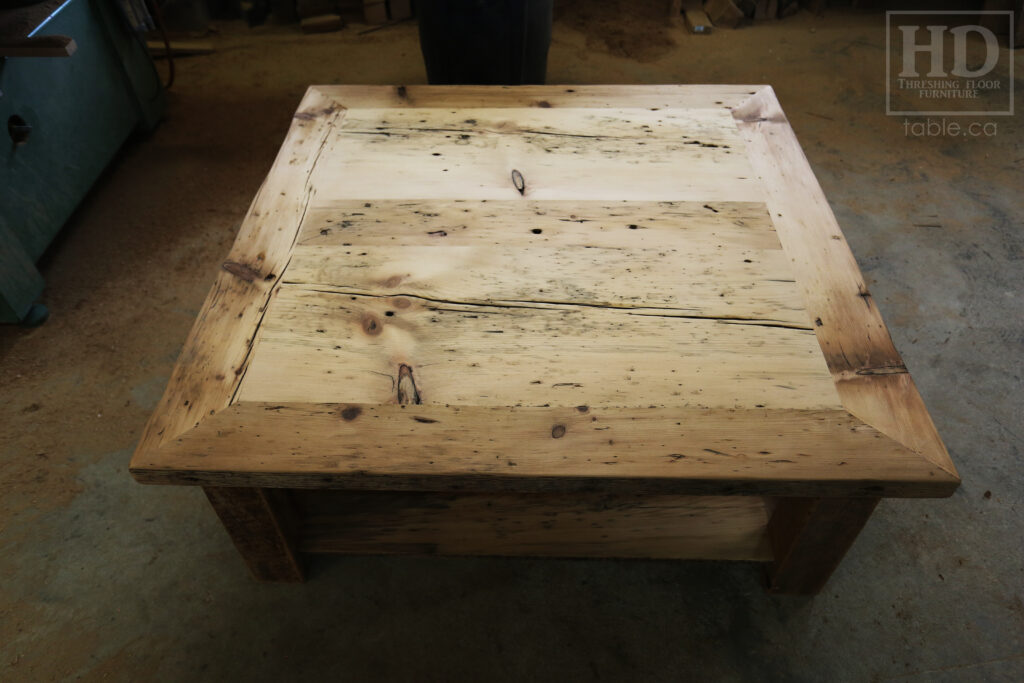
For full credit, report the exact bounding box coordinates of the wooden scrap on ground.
[704,0,744,28]
[0,34,77,57]
[682,0,713,33]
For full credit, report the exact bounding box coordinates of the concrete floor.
[2,6,1022,681]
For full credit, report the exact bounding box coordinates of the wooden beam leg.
[766,497,879,595]
[203,487,305,582]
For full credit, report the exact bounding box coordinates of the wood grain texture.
[132,403,956,497]
[295,490,773,560]
[682,0,713,33]
[297,200,781,249]
[733,87,959,485]
[279,244,803,320]
[204,487,305,581]
[130,85,957,503]
[131,87,344,458]
[767,496,879,594]
[242,196,835,409]
[237,284,837,409]
[311,106,762,202]
[311,84,761,110]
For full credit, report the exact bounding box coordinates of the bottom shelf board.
[293,490,773,561]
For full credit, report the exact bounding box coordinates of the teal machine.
[1,0,164,323]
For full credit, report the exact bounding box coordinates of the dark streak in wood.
[397,364,421,405]
[511,169,525,195]
[222,261,261,283]
[362,314,382,336]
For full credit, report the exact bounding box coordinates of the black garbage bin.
[417,0,553,85]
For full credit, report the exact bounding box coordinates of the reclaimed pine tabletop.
[130,86,959,593]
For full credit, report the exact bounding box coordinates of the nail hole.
[531,228,542,234]
[385,311,395,316]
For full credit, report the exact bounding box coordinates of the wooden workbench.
[130,85,959,594]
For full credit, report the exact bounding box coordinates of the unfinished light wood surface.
[295,491,773,560]
[132,85,957,498]
[130,86,959,592]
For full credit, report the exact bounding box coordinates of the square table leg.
[766,497,880,595]
[203,487,305,582]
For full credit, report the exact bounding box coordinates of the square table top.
[130,85,959,498]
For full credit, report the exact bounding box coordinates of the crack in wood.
[855,364,907,376]
[284,285,811,329]
[339,125,697,143]
[629,312,813,331]
[227,104,342,407]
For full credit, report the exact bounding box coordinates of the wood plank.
[130,87,345,458]
[337,105,744,148]
[311,107,762,202]
[237,284,838,409]
[312,85,763,111]
[131,402,958,497]
[0,35,76,58]
[297,200,780,250]
[767,496,879,594]
[244,191,835,409]
[732,87,959,482]
[204,487,305,581]
[682,0,714,33]
[296,491,773,560]
[279,242,811,324]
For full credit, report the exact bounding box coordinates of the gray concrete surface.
[1,6,1022,681]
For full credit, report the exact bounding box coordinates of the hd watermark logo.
[887,11,1013,136]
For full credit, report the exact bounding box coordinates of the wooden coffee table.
[130,86,959,594]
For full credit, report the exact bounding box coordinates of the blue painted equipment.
[1,0,164,323]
